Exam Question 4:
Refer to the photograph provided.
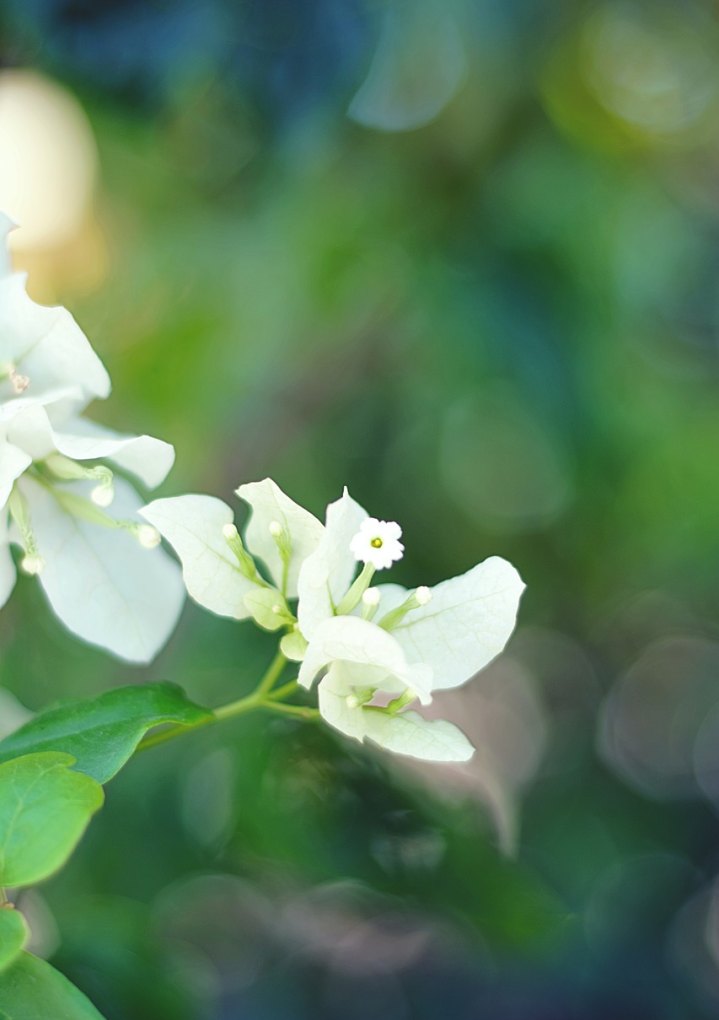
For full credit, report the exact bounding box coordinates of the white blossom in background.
[0,214,184,662]
[144,478,525,764]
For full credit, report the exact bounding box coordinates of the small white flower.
[349,517,404,570]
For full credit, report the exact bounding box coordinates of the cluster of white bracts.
[0,214,184,662]
[142,481,525,763]
[0,211,525,761]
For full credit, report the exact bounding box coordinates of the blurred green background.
[2,0,719,1016]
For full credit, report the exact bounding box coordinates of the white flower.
[0,215,185,662]
[296,487,368,640]
[294,487,525,762]
[140,478,324,623]
[141,476,525,764]
[0,215,109,413]
[298,615,473,763]
[349,517,404,570]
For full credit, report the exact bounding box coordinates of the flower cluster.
[0,214,184,661]
[142,482,525,762]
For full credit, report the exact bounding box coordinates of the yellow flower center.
[370,537,383,548]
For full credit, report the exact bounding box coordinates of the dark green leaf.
[0,752,103,888]
[0,683,212,784]
[0,952,106,1018]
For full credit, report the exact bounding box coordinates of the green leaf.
[0,909,29,973]
[0,952,106,1018]
[0,752,103,888]
[0,683,212,784]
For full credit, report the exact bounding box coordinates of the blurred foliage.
[3,0,719,1016]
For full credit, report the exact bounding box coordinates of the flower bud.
[21,553,44,575]
[136,524,161,549]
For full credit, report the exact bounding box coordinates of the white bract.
[296,490,525,763]
[140,478,324,629]
[0,214,184,662]
[145,478,525,765]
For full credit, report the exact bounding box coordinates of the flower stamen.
[222,522,260,581]
[8,487,44,575]
[0,362,30,394]
[44,454,115,508]
[378,586,433,631]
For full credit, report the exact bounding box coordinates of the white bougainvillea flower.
[297,615,473,762]
[373,557,526,691]
[298,614,434,703]
[236,478,324,598]
[141,478,324,626]
[318,665,475,762]
[7,476,184,662]
[0,215,110,412]
[0,214,184,662]
[294,490,525,761]
[296,487,368,641]
[142,475,525,764]
[349,517,404,570]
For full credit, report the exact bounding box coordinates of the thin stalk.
[262,702,319,720]
[266,679,299,701]
[136,652,312,754]
[253,649,287,699]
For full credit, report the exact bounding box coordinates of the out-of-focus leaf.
[0,952,106,1018]
[0,752,103,888]
[0,908,29,973]
[0,684,212,784]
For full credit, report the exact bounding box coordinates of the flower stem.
[253,649,287,698]
[266,678,298,701]
[136,650,314,755]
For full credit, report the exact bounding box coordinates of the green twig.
[136,652,314,755]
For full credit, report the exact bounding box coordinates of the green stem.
[262,702,319,720]
[136,651,314,754]
[254,649,287,698]
[266,678,298,701]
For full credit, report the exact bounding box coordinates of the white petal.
[5,405,173,489]
[0,273,110,404]
[297,488,367,639]
[363,711,475,762]
[0,213,15,278]
[17,476,184,663]
[391,557,525,690]
[236,478,323,596]
[298,614,432,702]
[4,403,54,460]
[0,387,84,427]
[318,669,474,762]
[141,494,256,620]
[317,668,368,741]
[52,417,174,488]
[0,438,31,508]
